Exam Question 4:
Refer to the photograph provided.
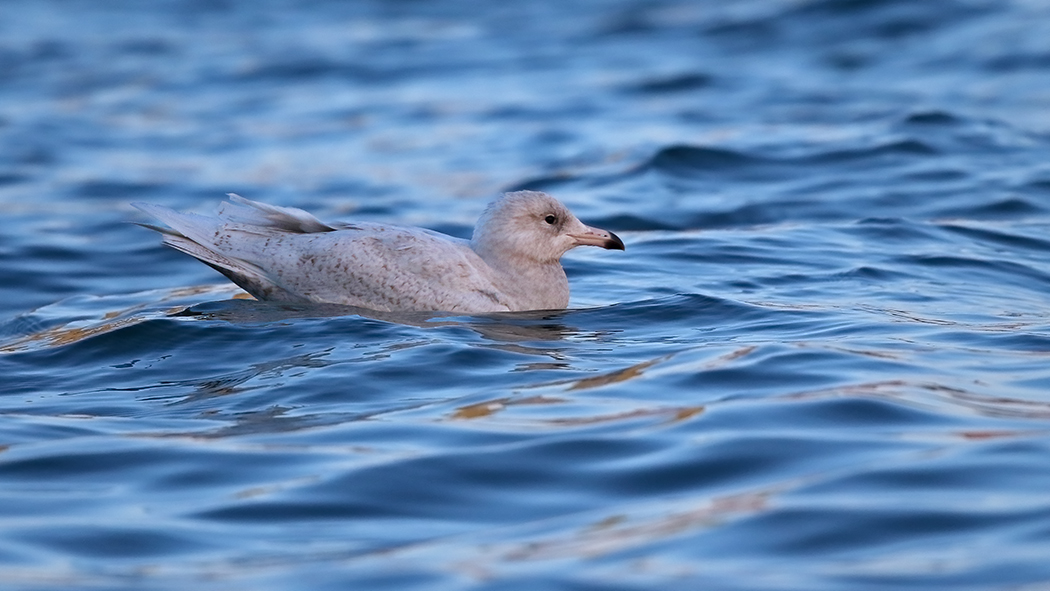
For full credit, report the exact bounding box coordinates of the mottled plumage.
[133,191,623,313]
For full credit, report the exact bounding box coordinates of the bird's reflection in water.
[137,349,335,406]
[174,298,599,345]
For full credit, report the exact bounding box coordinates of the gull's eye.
[544,214,557,225]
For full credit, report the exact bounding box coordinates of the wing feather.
[133,200,510,312]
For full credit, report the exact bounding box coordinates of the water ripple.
[4,0,1050,589]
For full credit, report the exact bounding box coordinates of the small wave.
[900,254,1050,288]
[643,145,768,177]
[0,285,246,354]
[621,72,713,95]
[641,139,938,181]
[234,56,400,83]
[983,52,1050,73]
[939,197,1047,218]
[902,110,964,126]
[811,139,938,161]
[0,172,29,187]
[940,222,1050,253]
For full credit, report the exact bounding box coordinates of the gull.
[133,191,624,313]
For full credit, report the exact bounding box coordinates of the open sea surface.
[3,1,1050,589]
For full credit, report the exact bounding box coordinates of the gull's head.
[471,191,624,265]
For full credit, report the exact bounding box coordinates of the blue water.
[3,0,1050,589]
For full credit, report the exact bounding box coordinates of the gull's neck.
[471,242,570,311]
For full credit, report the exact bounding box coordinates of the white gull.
[133,191,624,313]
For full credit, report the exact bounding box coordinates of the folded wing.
[133,196,512,312]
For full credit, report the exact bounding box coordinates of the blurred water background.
[3,0,1050,589]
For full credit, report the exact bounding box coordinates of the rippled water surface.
[4,1,1050,589]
